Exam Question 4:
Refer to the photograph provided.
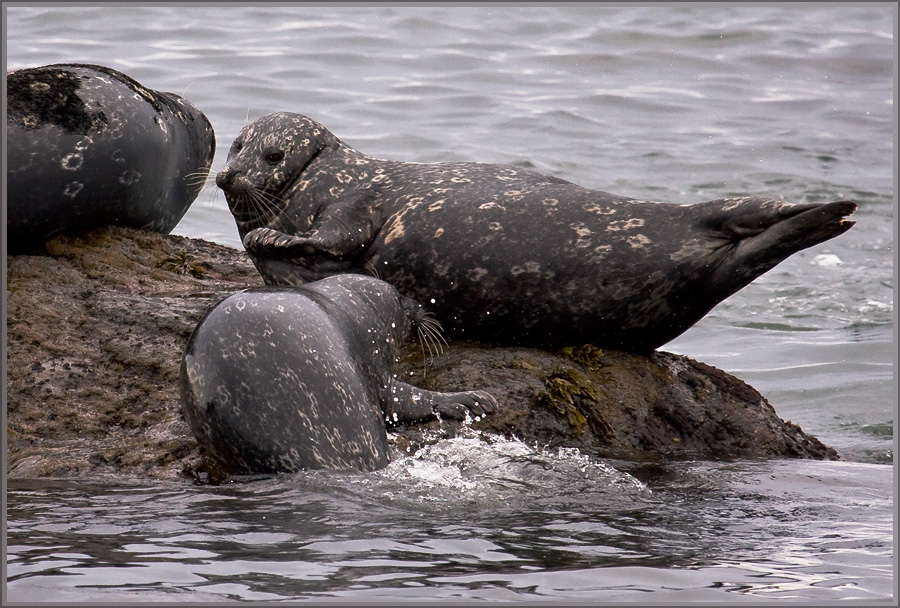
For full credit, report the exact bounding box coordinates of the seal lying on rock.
[180,274,497,474]
[6,63,215,254]
[216,112,857,352]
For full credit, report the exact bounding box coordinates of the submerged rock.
[5,227,838,482]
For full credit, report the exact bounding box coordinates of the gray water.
[4,4,896,603]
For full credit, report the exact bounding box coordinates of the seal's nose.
[215,167,238,189]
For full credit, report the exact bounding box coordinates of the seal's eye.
[232,141,243,153]
[265,150,285,164]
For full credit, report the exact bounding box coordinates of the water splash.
[378,427,648,506]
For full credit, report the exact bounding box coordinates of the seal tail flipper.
[708,198,857,293]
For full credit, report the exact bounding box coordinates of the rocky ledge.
[5,226,838,483]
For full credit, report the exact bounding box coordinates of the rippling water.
[5,5,895,602]
[6,437,895,602]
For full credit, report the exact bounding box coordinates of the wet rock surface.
[5,227,838,483]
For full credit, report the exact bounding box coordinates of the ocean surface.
[4,4,896,603]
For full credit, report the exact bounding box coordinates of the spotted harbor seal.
[216,112,857,352]
[180,274,497,474]
[6,63,215,254]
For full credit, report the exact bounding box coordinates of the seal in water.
[180,274,497,474]
[216,112,857,352]
[6,63,216,254]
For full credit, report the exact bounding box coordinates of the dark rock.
[394,344,839,461]
[4,227,839,482]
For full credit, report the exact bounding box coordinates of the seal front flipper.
[243,225,373,283]
[382,381,498,425]
[243,227,324,257]
[243,203,378,261]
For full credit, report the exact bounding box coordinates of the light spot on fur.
[510,261,541,276]
[720,197,756,211]
[119,169,141,184]
[607,218,645,231]
[589,244,612,262]
[573,224,593,248]
[669,238,713,261]
[61,152,83,171]
[63,181,83,198]
[383,218,405,244]
[434,227,444,238]
[627,234,651,248]
[467,267,488,282]
[587,204,616,215]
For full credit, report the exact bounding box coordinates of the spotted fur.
[180,274,496,474]
[7,63,215,253]
[217,112,857,352]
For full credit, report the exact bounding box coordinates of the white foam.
[381,428,648,504]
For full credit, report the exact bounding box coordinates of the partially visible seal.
[216,112,857,352]
[180,274,497,474]
[6,63,216,254]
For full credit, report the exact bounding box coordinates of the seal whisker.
[363,260,382,280]
[183,171,218,204]
[242,186,286,227]
[254,185,290,220]
[415,313,447,374]
[417,327,430,379]
[422,315,448,350]
[417,324,439,371]
[184,170,215,189]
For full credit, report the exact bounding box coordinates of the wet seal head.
[215,113,335,232]
[6,63,216,254]
[217,112,857,353]
[179,274,497,474]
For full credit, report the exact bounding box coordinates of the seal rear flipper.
[381,381,497,425]
[708,199,857,290]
